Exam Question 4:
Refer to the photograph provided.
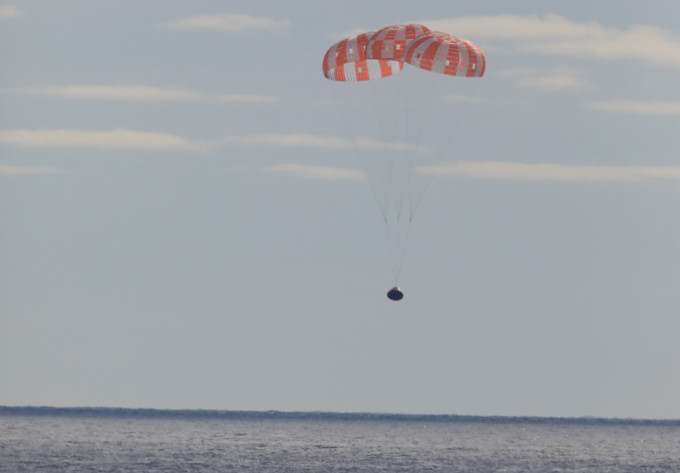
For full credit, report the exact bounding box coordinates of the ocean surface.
[1,407,680,472]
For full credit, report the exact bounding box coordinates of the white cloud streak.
[331,27,372,42]
[219,94,280,104]
[422,14,680,68]
[428,162,680,183]
[0,129,207,152]
[159,13,290,34]
[587,100,680,115]
[217,134,407,151]
[0,131,407,153]
[13,85,282,105]
[0,165,61,175]
[0,5,22,18]
[444,94,492,104]
[264,164,365,181]
[515,74,588,91]
[268,161,680,183]
[220,134,349,149]
[499,67,589,91]
[19,85,206,102]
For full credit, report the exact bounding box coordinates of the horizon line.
[1,406,678,425]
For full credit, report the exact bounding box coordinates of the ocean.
[1,407,679,472]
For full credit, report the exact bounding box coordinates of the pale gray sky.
[2,0,680,419]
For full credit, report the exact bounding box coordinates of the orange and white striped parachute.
[321,25,486,290]
[365,24,431,61]
[404,31,486,77]
[322,32,403,82]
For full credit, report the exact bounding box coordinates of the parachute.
[322,32,403,82]
[366,24,431,61]
[323,25,486,299]
[404,32,486,77]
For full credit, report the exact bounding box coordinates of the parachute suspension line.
[368,80,393,219]
[326,80,388,221]
[368,73,408,283]
[408,78,481,221]
[322,28,487,290]
[402,71,438,222]
[395,206,400,282]
[436,79,480,158]
[394,217,412,284]
[390,72,405,206]
[368,74,404,219]
[384,219,398,286]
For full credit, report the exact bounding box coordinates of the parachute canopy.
[323,26,485,80]
[365,24,431,61]
[405,32,486,77]
[323,32,403,82]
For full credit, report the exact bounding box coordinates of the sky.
[2,0,680,419]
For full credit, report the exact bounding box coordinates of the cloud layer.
[221,134,348,149]
[500,67,589,91]
[431,161,680,182]
[587,100,680,115]
[264,164,365,180]
[423,14,680,68]
[219,94,280,104]
[19,85,205,102]
[0,131,392,153]
[14,85,283,106]
[263,161,680,183]
[0,129,206,152]
[217,134,404,151]
[159,13,290,33]
[0,164,61,175]
[516,75,587,90]
[0,5,22,18]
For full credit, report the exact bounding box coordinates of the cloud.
[220,133,349,149]
[14,86,282,105]
[266,161,680,184]
[421,14,680,68]
[428,161,680,183]
[424,14,616,41]
[18,85,205,102]
[330,27,373,42]
[311,98,344,107]
[500,66,589,91]
[264,164,365,181]
[0,131,414,154]
[444,95,492,104]
[587,100,680,115]
[0,5,22,18]
[219,94,280,104]
[515,74,588,91]
[0,165,61,175]
[159,13,290,34]
[217,134,407,151]
[0,129,206,152]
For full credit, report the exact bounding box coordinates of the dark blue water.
[2,407,679,472]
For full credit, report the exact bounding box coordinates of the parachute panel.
[365,24,430,61]
[405,32,486,77]
[323,32,373,75]
[324,59,403,82]
[323,32,404,82]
